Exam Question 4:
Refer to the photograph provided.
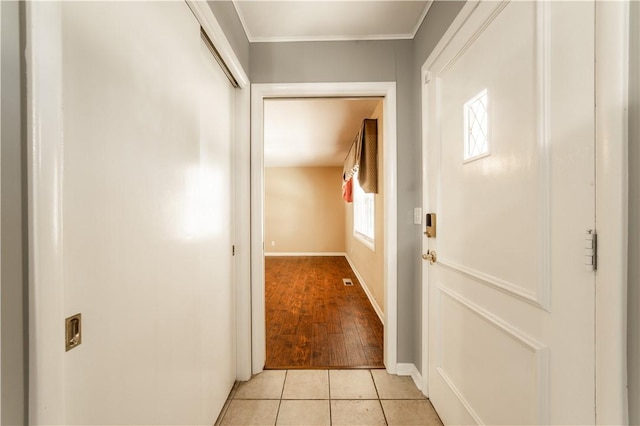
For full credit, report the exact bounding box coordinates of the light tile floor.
[216,369,443,426]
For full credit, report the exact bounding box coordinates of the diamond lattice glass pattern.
[464,90,489,161]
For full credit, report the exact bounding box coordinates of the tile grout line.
[223,369,441,426]
[370,369,381,400]
[274,370,288,426]
[328,369,332,425]
[370,369,390,426]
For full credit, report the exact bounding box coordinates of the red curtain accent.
[342,177,353,203]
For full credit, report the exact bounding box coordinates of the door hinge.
[585,230,597,271]
[232,245,235,256]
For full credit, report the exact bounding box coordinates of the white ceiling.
[232,1,432,43]
[264,98,381,168]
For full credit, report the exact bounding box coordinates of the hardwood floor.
[265,256,384,369]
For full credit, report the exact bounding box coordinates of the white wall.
[29,3,236,424]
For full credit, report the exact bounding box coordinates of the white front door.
[422,2,595,424]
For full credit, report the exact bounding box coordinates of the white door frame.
[250,82,398,374]
[594,2,630,423]
[420,1,629,423]
[0,2,3,420]
[26,3,66,422]
[184,0,254,385]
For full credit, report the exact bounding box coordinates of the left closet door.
[29,2,236,425]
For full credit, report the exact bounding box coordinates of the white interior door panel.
[423,2,595,424]
[57,2,235,424]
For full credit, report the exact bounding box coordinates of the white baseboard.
[344,254,385,325]
[264,252,346,257]
[396,363,424,393]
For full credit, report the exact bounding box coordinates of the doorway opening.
[249,82,398,375]
[262,97,384,368]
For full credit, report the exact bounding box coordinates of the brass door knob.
[422,250,437,265]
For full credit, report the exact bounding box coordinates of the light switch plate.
[413,207,422,225]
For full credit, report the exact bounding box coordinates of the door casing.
[249,82,398,374]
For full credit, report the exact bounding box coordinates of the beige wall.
[345,101,385,315]
[265,167,345,253]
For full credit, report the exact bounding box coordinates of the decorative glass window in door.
[464,89,490,162]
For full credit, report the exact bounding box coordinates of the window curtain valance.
[342,119,378,200]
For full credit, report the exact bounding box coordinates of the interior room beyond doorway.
[263,97,385,369]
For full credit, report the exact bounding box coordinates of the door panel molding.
[435,286,550,425]
[436,258,543,309]
[439,1,509,77]
[435,368,483,425]
[432,1,551,311]
[534,0,552,312]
